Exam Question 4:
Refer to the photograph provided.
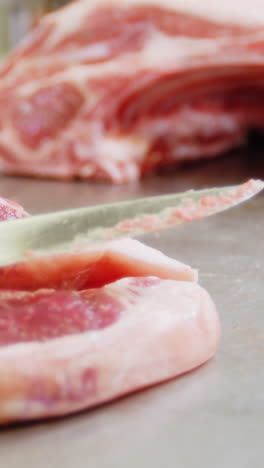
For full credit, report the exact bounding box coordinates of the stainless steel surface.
[0,148,264,467]
[0,182,257,266]
[1,144,264,214]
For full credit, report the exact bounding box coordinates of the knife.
[0,179,262,267]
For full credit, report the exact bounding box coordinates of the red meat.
[0,278,219,423]
[0,193,221,423]
[0,1,264,182]
[0,197,29,220]
[0,232,220,425]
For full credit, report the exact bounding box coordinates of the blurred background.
[0,0,69,55]
[0,0,264,213]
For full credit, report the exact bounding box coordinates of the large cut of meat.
[0,0,264,183]
[0,196,220,424]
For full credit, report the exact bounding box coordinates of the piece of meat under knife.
[0,237,197,290]
[0,196,219,424]
[0,277,220,423]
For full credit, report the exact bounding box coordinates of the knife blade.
[0,179,262,267]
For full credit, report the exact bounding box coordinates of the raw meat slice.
[0,278,220,423]
[0,238,197,291]
[0,193,221,424]
[0,1,264,182]
[0,197,29,221]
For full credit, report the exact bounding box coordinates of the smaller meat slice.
[0,238,197,291]
[0,277,220,423]
[0,197,29,221]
